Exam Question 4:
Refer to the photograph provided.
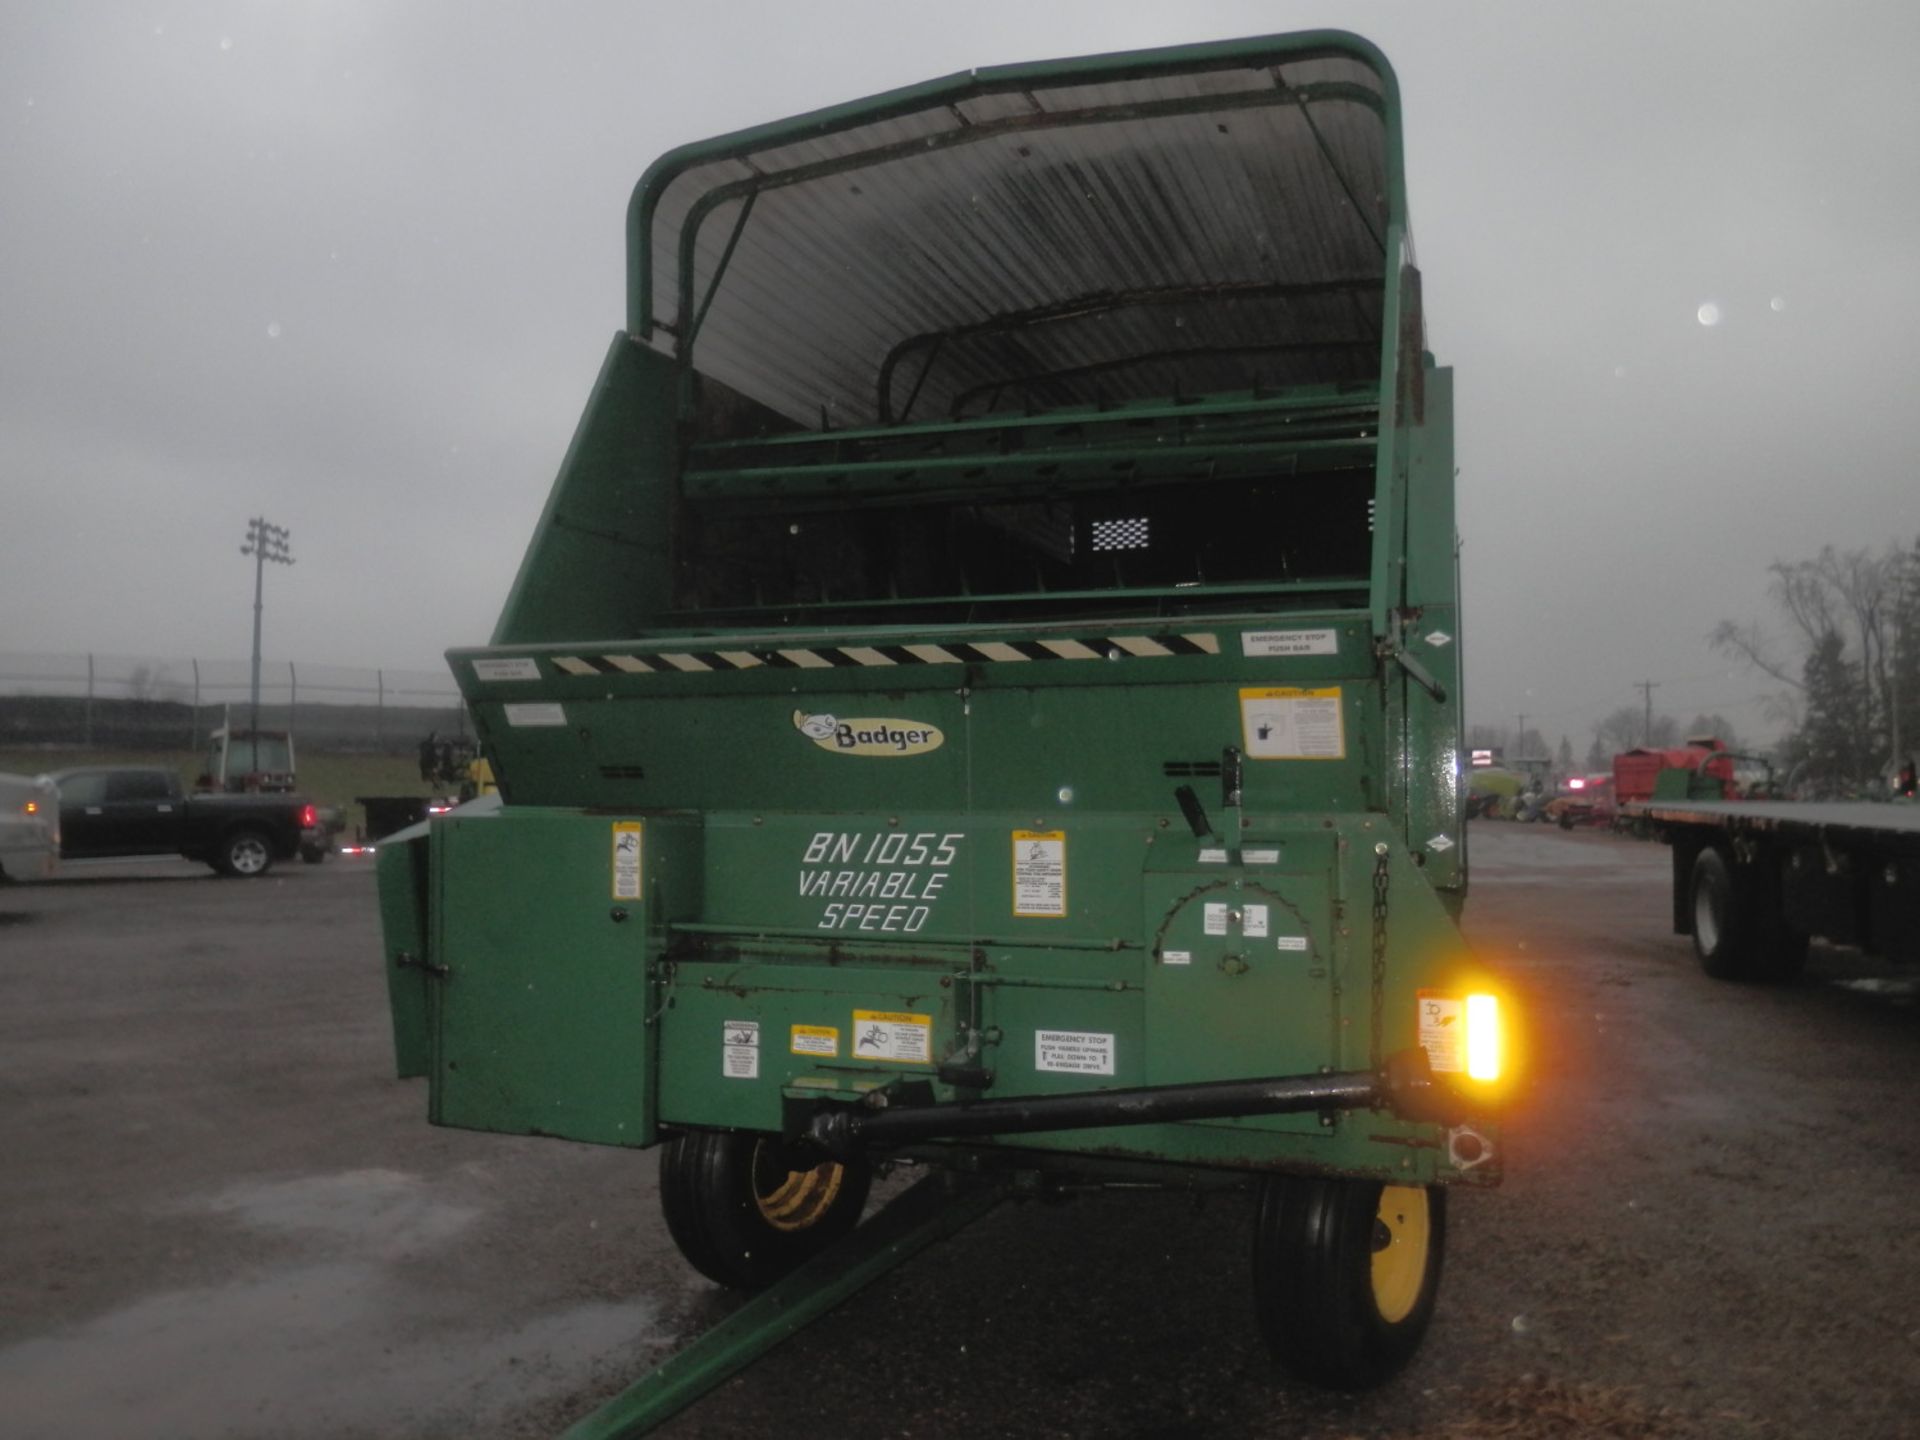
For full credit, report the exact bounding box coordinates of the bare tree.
[1713,543,1910,769]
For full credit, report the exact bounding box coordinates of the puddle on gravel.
[193,1167,480,1256]
[0,1169,665,1439]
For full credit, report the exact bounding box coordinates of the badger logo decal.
[792,710,945,757]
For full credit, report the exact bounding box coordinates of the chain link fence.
[0,651,467,753]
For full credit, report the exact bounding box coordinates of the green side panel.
[491,335,677,645]
[375,828,432,1080]
[659,961,961,1133]
[430,808,663,1146]
[1140,865,1335,1138]
[461,624,1387,821]
[1400,364,1463,899]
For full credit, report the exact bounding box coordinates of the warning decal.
[504,702,567,728]
[472,656,541,682]
[611,822,642,900]
[1013,830,1067,918]
[790,1024,839,1058]
[852,1010,932,1064]
[723,1020,760,1079]
[1239,687,1345,760]
[1036,1030,1115,1076]
[1417,991,1464,1074]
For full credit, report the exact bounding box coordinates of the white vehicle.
[0,771,60,882]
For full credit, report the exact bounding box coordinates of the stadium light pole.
[239,517,295,742]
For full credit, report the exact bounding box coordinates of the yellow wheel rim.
[750,1143,848,1233]
[1369,1185,1431,1324]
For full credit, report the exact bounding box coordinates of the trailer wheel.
[658,1129,871,1290]
[214,828,275,878]
[1253,1176,1445,1389]
[1689,847,1806,982]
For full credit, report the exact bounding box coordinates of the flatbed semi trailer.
[1629,800,1920,979]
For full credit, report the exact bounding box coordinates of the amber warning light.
[1466,993,1502,1082]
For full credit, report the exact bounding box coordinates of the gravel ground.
[1,826,1916,1439]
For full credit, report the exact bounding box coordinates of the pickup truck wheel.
[1253,1177,1446,1389]
[218,829,275,878]
[658,1129,870,1290]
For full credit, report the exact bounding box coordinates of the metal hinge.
[394,949,449,980]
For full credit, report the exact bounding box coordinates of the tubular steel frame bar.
[624,31,1407,340]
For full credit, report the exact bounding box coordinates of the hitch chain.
[1369,843,1390,1068]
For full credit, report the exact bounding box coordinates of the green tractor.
[378,30,1509,1428]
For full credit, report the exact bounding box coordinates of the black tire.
[658,1129,871,1290]
[1557,812,1574,831]
[1253,1176,1445,1390]
[216,828,275,878]
[1689,846,1806,982]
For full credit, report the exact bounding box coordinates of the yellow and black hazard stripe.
[525,632,1222,678]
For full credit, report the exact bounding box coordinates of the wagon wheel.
[1252,1176,1446,1389]
[658,1129,871,1289]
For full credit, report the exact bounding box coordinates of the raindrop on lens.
[1696,302,1721,327]
[1057,787,1074,804]
[266,321,282,339]
[1770,296,1786,313]
[219,36,233,52]
[1511,1314,1532,1335]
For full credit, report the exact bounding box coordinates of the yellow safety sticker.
[611,821,643,900]
[851,1009,932,1064]
[1239,686,1345,760]
[1417,990,1464,1073]
[1012,830,1066,917]
[790,1024,840,1058]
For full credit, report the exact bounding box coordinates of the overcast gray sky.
[3,1,1915,749]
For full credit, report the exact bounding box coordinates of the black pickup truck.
[51,766,315,877]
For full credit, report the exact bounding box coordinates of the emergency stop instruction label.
[1241,628,1339,657]
[1012,830,1067,917]
[852,1010,931,1064]
[471,656,541,682]
[1240,687,1345,760]
[611,822,642,900]
[1417,991,1464,1074]
[723,1020,760,1079]
[1036,1030,1115,1076]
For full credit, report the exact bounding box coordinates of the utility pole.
[1516,713,1528,763]
[1635,680,1658,746]
[239,517,295,742]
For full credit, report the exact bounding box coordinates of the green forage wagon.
[377,31,1512,1431]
